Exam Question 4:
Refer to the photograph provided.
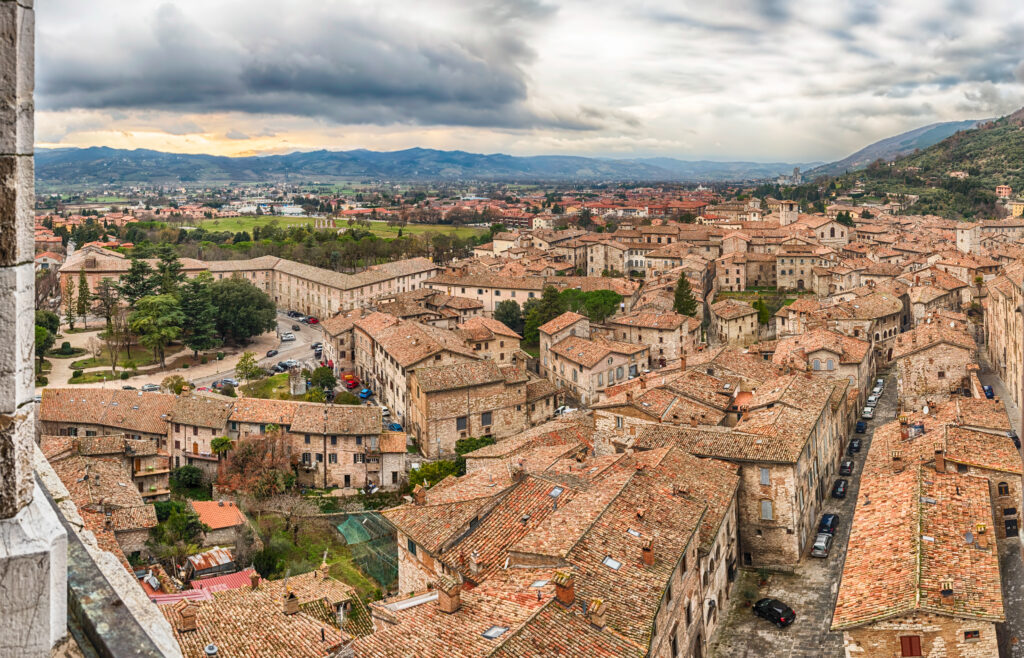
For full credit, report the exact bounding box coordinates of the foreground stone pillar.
[0,1,69,655]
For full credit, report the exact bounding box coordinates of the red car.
[345,380,360,389]
[307,317,319,324]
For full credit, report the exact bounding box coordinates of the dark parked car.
[272,364,286,373]
[266,349,279,358]
[847,438,862,454]
[287,310,301,318]
[1009,430,1021,449]
[291,324,301,331]
[311,342,322,350]
[818,513,839,535]
[753,598,795,628]
[121,385,136,390]
[983,385,995,399]
[387,422,403,432]
[855,421,867,433]
[831,479,848,499]
[839,459,855,476]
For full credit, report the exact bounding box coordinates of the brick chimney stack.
[283,591,300,615]
[588,599,607,629]
[249,571,260,590]
[412,484,426,505]
[934,449,945,474]
[641,539,655,566]
[436,576,462,614]
[553,571,575,607]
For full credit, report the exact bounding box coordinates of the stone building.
[547,335,649,405]
[985,262,1023,425]
[290,404,395,491]
[189,500,250,547]
[709,299,758,346]
[456,316,523,366]
[891,318,976,413]
[606,309,701,368]
[169,393,235,475]
[406,361,529,458]
[537,310,590,379]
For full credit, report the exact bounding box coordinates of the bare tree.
[86,336,103,362]
[106,308,130,373]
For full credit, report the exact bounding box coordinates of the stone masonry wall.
[843,612,998,658]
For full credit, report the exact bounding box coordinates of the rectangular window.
[964,630,980,641]
[760,500,773,520]
[615,416,623,429]
[302,452,310,463]
[304,434,310,444]
[759,467,770,485]
[330,436,337,446]
[344,474,351,488]
[316,453,323,462]
[192,426,198,436]
[328,453,337,464]
[356,436,362,445]
[392,471,398,484]
[456,416,468,431]
[481,411,492,426]
[407,539,416,556]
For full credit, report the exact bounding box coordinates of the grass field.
[196,215,484,240]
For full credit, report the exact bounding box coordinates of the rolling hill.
[805,118,984,178]
[33,146,817,186]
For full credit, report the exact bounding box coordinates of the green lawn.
[46,347,88,359]
[68,371,122,384]
[70,344,182,370]
[196,215,484,240]
[241,373,295,399]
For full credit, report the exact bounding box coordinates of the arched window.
[999,482,1010,497]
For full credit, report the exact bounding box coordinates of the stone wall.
[843,612,998,658]
[896,343,973,413]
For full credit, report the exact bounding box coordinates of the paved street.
[710,370,897,658]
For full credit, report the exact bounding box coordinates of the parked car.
[307,317,319,324]
[222,378,239,387]
[876,378,885,389]
[555,405,577,416]
[196,386,211,392]
[272,364,286,373]
[359,388,373,399]
[983,385,995,399]
[121,385,136,390]
[345,380,360,389]
[753,598,795,628]
[291,323,301,331]
[810,532,833,558]
[282,359,299,368]
[839,459,855,476]
[1009,430,1021,449]
[855,421,867,433]
[848,438,862,453]
[871,385,883,396]
[861,407,874,419]
[266,349,279,358]
[866,394,879,407]
[380,406,390,417]
[140,383,160,392]
[299,316,310,324]
[287,310,301,318]
[281,333,296,342]
[831,479,848,498]
[387,422,403,432]
[818,513,839,535]
[311,342,322,350]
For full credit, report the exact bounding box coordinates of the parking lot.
[710,371,897,658]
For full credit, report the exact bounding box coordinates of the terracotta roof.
[549,335,647,369]
[228,397,299,426]
[290,403,382,436]
[170,394,235,429]
[458,316,522,341]
[537,311,588,336]
[710,298,757,320]
[189,500,248,530]
[413,361,506,394]
[489,599,646,657]
[41,388,174,435]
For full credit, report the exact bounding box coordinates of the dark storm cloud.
[37,1,597,131]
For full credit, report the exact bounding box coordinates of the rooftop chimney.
[641,539,655,566]
[588,599,607,629]
[283,591,300,615]
[553,571,575,607]
[412,484,426,505]
[626,391,634,403]
[680,356,687,372]
[436,577,462,614]
[249,571,260,590]
[891,450,904,473]
[469,551,481,576]
[204,645,218,657]
[934,449,945,474]
[176,602,198,632]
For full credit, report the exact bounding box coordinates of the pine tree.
[118,258,157,304]
[155,244,185,294]
[673,273,698,317]
[76,270,91,327]
[178,273,219,358]
[63,276,76,331]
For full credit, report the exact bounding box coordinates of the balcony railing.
[140,488,171,498]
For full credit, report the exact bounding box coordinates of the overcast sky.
[35,0,1024,161]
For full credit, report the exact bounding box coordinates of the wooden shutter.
[900,636,922,657]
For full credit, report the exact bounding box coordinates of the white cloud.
[35,0,1024,161]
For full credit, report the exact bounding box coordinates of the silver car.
[811,532,833,558]
[861,406,874,419]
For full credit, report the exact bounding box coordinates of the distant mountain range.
[805,118,985,178]
[34,146,821,186]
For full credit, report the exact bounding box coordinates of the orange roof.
[190,500,247,529]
